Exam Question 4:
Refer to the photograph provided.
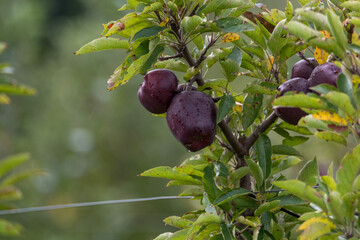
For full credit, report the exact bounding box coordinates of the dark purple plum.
[138,69,178,114]
[308,62,342,88]
[166,91,217,152]
[274,77,310,125]
[291,58,318,79]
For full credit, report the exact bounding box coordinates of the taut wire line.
[0,196,193,216]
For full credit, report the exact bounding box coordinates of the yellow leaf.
[267,55,275,71]
[0,94,10,104]
[298,217,336,240]
[314,47,329,65]
[321,30,330,38]
[222,33,239,43]
[160,17,169,27]
[233,102,242,112]
[352,75,360,84]
[314,31,330,65]
[298,217,336,231]
[352,33,360,46]
[312,111,347,125]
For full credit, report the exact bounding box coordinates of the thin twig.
[159,53,183,61]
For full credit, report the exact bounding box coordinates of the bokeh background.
[0,0,348,239]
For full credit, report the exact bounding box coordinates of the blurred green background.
[0,0,348,239]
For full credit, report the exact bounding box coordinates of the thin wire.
[0,186,320,216]
[0,196,193,216]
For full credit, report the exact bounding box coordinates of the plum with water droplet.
[166,91,217,152]
[308,62,342,87]
[291,58,318,79]
[138,69,178,114]
[274,77,310,125]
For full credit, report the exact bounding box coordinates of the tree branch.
[245,112,278,152]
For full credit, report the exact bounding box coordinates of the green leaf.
[325,191,345,223]
[272,145,302,157]
[197,78,227,93]
[295,9,330,32]
[310,84,338,95]
[214,162,229,178]
[283,136,309,146]
[0,153,30,178]
[277,122,313,135]
[348,43,360,54]
[0,186,22,201]
[245,85,279,95]
[203,165,222,202]
[107,52,148,90]
[342,1,360,11]
[271,221,285,240]
[213,188,251,205]
[327,9,347,51]
[297,0,315,6]
[214,18,254,33]
[227,47,242,67]
[245,157,263,188]
[132,26,164,42]
[337,74,355,108]
[323,91,355,117]
[220,222,235,240]
[314,131,347,145]
[179,186,203,197]
[271,156,302,175]
[297,158,319,186]
[273,193,306,206]
[217,94,235,123]
[201,0,246,14]
[0,84,36,96]
[336,144,360,195]
[0,219,22,236]
[255,134,272,179]
[139,44,165,74]
[268,19,287,57]
[220,59,239,82]
[243,25,266,49]
[285,21,322,41]
[74,37,129,55]
[279,42,308,63]
[140,166,202,185]
[163,229,189,240]
[163,216,193,229]
[181,16,203,34]
[0,169,45,187]
[154,59,188,72]
[285,0,294,21]
[141,2,162,13]
[255,200,281,216]
[230,167,250,185]
[298,115,331,131]
[273,180,326,211]
[242,93,263,130]
[273,93,328,110]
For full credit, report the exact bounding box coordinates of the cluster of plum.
[137,59,341,151]
[275,59,342,125]
[138,69,217,152]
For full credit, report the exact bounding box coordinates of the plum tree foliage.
[0,43,41,236]
[77,0,360,239]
